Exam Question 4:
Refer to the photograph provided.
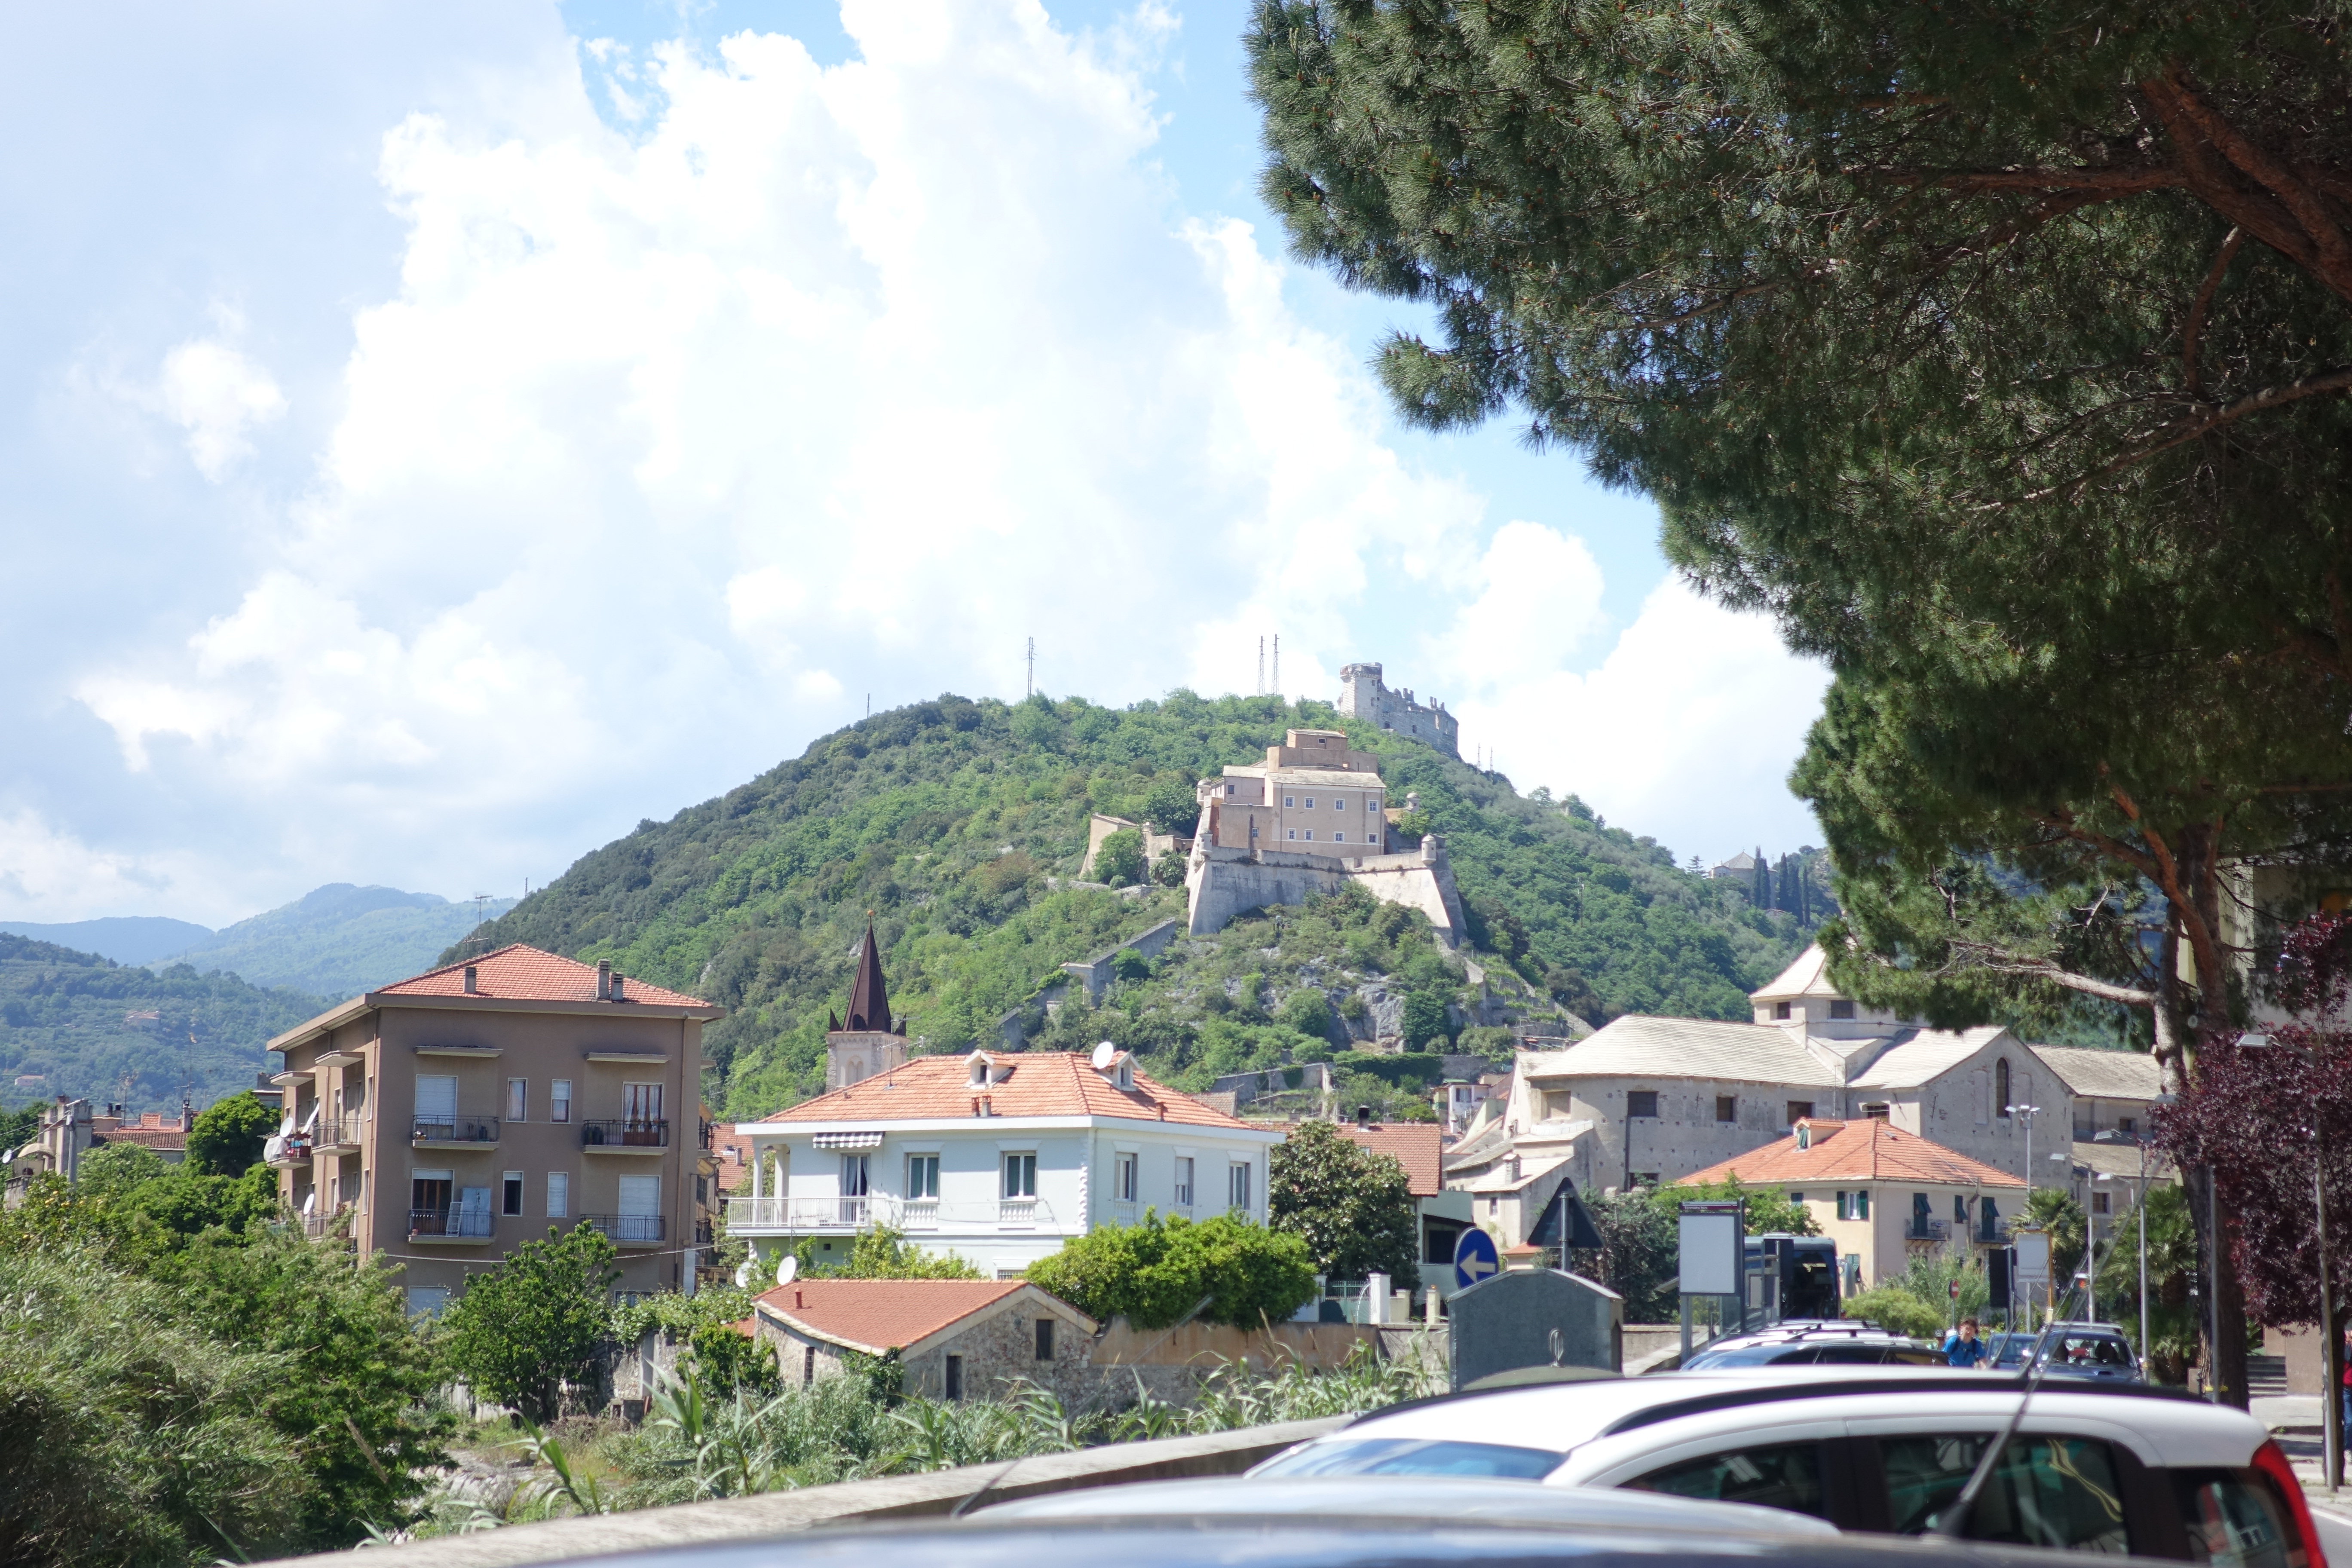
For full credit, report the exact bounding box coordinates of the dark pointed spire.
[844,920,891,1033]
[828,1010,841,1033]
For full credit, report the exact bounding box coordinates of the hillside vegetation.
[0,936,328,1113]
[469,693,1819,1118]
[156,884,514,999]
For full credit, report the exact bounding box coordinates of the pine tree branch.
[2153,64,2352,289]
[1938,943,2161,1008]
[1860,166,2182,194]
[2182,227,2245,400]
[2001,364,2352,505]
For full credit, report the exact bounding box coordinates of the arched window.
[1995,1058,2012,1115]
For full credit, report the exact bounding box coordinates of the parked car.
[1247,1367,2322,1563]
[1682,1323,1943,1369]
[565,1479,2197,1568]
[1985,1325,2141,1383]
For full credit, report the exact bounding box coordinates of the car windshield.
[1255,1438,1562,1480]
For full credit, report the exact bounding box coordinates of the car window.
[1684,1343,1809,1367]
[1813,1345,1888,1364]
[1254,1438,1562,1480]
[2177,1473,2303,1568]
[1884,1347,1944,1366]
[2051,1334,2135,1369]
[1878,1434,2129,1553]
[1625,1442,1830,1521]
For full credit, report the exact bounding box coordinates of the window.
[405,1286,450,1317]
[1003,1152,1037,1199]
[841,1153,870,1196]
[617,1174,661,1240]
[625,1081,664,1127]
[1877,1434,2129,1552]
[1997,1058,2012,1113]
[502,1171,524,1217]
[1225,783,1236,796]
[1115,1152,1138,1203]
[1173,1156,1194,1207]
[1626,1442,1828,1522]
[1787,1193,1805,1205]
[1626,1090,1660,1118]
[1333,831,1344,842]
[506,1078,527,1122]
[695,1174,708,1205]
[1828,999,1856,1020]
[2118,1117,2138,1135]
[1788,1100,1816,1124]
[411,1173,452,1231]
[944,1354,965,1401]
[1035,1317,1055,1360]
[1716,1096,1737,1123]
[2177,1473,2300,1566]
[1630,1171,1661,1189]
[1304,829,1314,840]
[1228,1161,1253,1212]
[547,1171,569,1218]
[1305,797,1315,808]
[2092,1191,2110,1215]
[1837,1191,1872,1221]
[1954,1195,1969,1223]
[907,1154,940,1199]
[414,1075,457,1127]
[1287,829,1297,840]
[550,1079,572,1124]
[1774,1001,1792,1020]
[1284,796,1295,808]
[803,1345,817,1386]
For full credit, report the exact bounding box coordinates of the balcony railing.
[316,1114,364,1149]
[265,1134,312,1166]
[1112,1200,1139,1226]
[1905,1218,1949,1242]
[413,1113,501,1145]
[303,1207,358,1239]
[586,1213,666,1243]
[581,1119,669,1150]
[409,1206,494,1239]
[726,1194,1058,1232]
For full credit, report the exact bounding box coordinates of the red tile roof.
[374,944,712,1011]
[96,1126,188,1152]
[757,1052,1259,1129]
[1335,1122,1442,1196]
[1677,1120,2024,1189]
[751,1279,1040,1352]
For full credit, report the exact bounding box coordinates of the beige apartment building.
[264,944,723,1314]
[1199,729,1390,856]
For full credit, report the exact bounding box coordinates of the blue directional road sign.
[1454,1227,1501,1291]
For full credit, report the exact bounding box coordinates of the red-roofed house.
[729,943,1281,1276]
[1676,1118,2026,1290]
[747,1278,1097,1403]
[1332,1117,1478,1297]
[265,944,723,1314]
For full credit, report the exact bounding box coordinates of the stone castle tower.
[825,922,908,1090]
[1337,662,1459,758]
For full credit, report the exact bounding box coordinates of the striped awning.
[812,1131,884,1150]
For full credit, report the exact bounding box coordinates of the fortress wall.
[1185,841,1464,948]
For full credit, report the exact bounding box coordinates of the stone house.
[747,1278,1098,1404]
[1676,1119,2027,1291]
[6,1096,193,1190]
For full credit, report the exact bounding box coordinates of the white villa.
[726,931,1280,1277]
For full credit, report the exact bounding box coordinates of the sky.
[0,0,1830,929]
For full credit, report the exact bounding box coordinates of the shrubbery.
[441,1224,620,1424]
[1269,1119,1419,1287]
[1026,1212,1316,1328]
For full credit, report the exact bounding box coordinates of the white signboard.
[2013,1228,2051,1286]
[1678,1210,1743,1295]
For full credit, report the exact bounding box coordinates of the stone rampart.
[1185,836,1465,947]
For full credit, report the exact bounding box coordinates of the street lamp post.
[2009,1103,2042,1328]
[2243,1034,2339,1494]
[2092,1130,2152,1386]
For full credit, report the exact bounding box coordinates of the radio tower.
[1271,634,1280,698]
[1256,637,1265,695]
[1025,637,1035,698]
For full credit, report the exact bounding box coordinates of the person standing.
[1946,1317,1988,1369]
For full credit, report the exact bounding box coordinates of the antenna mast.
[1271,634,1280,698]
[1026,637,1035,698]
[1257,636,1265,696]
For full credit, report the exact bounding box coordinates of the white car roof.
[1275,1367,2268,1474]
[981,1475,1840,1538]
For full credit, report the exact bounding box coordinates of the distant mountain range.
[0,883,515,1001]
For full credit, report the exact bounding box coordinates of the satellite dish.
[1091,1041,1118,1071]
[776,1253,799,1287]
[732,1259,753,1290]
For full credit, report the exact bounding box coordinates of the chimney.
[794,1288,804,1309]
[1355,1104,1371,1128]
[596,959,611,1000]
[462,965,478,994]
[611,974,627,1002]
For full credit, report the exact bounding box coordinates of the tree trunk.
[2175,825,2253,1408]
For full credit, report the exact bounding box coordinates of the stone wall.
[1185,836,1466,947]
[900,1298,1097,1406]
[1060,918,1183,1004]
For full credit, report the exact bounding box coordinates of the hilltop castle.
[1338,663,1458,760]
[1184,728,1467,944]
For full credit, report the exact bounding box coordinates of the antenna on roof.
[1091,1041,1118,1071]
[775,1253,799,1288]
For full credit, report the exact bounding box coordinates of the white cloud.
[1455,577,1831,862]
[0,806,193,921]
[156,338,286,481]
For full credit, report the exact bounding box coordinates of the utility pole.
[1026,637,1035,698]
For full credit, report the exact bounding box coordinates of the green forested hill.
[0,936,329,1114]
[468,693,1820,1119]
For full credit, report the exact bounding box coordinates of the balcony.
[303,1207,358,1240]
[581,1118,668,1153]
[412,1113,501,1147]
[725,1194,1059,1234]
[586,1213,665,1246]
[408,1206,493,1242]
[1905,1218,1949,1243]
[317,1114,364,1151]
[264,1134,313,1167]
[1112,1200,1139,1226]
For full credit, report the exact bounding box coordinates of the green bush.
[1400,989,1452,1051]
[686,1321,783,1398]
[1026,1211,1316,1328]
[1150,851,1187,887]
[1842,1286,1948,1340]
[1141,778,1200,835]
[1092,828,1145,887]
[1277,988,1334,1038]
[442,1223,620,1422]
[795,1225,981,1280]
